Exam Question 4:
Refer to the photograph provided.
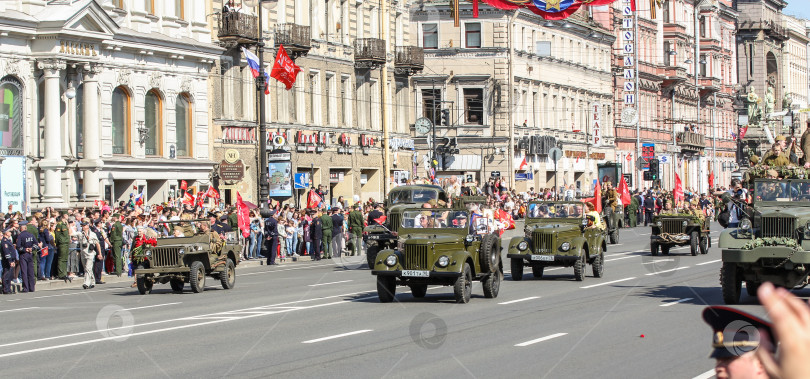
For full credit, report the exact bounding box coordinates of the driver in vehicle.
[585,202,605,230]
[571,204,583,217]
[556,205,569,218]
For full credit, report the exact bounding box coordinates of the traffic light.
[643,171,652,181]
[648,158,660,181]
[440,109,450,126]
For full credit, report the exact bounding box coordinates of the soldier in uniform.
[348,205,364,257]
[2,227,18,294]
[320,209,333,259]
[209,213,225,235]
[310,210,323,261]
[263,210,279,265]
[16,220,37,292]
[55,213,70,281]
[702,306,773,379]
[627,191,639,228]
[110,213,124,277]
[762,137,791,167]
[660,202,677,216]
[25,217,41,280]
[801,121,810,166]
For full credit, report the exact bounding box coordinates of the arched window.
[0,76,23,155]
[144,90,162,156]
[175,93,192,157]
[112,86,130,155]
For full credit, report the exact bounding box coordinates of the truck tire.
[609,229,619,244]
[410,284,428,298]
[721,263,742,305]
[480,234,500,273]
[690,232,699,256]
[745,281,760,297]
[651,241,659,256]
[170,279,184,292]
[531,265,544,278]
[377,276,396,303]
[662,245,671,255]
[482,270,502,299]
[453,263,472,304]
[366,245,381,269]
[574,254,586,282]
[510,258,524,281]
[189,261,206,293]
[592,252,604,278]
[700,235,709,255]
[220,258,235,290]
[136,264,152,295]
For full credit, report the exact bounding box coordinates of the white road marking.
[308,280,354,287]
[237,262,335,276]
[121,302,181,311]
[302,329,373,344]
[515,332,568,347]
[645,267,689,276]
[692,369,716,379]
[605,256,636,262]
[0,307,39,313]
[642,259,675,264]
[580,277,636,289]
[28,288,118,300]
[545,267,565,271]
[498,296,540,305]
[696,259,721,266]
[660,298,694,307]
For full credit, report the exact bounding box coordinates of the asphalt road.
[0,222,784,378]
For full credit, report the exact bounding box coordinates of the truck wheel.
[531,265,544,278]
[170,279,184,292]
[410,284,428,298]
[690,232,699,256]
[574,254,586,282]
[745,281,760,297]
[510,258,524,281]
[366,245,381,269]
[609,229,619,244]
[480,234,500,273]
[483,270,502,299]
[453,263,472,304]
[721,263,742,305]
[651,241,659,256]
[189,261,206,293]
[377,276,396,303]
[662,245,671,255]
[136,264,152,295]
[592,252,604,278]
[220,258,236,290]
[700,236,709,255]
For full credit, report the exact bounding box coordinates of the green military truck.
[507,201,606,281]
[720,178,810,304]
[132,220,242,294]
[650,214,709,256]
[364,185,451,267]
[371,208,502,303]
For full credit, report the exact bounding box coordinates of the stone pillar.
[38,60,66,204]
[78,65,103,201]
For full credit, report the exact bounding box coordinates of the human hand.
[756,282,810,379]
[9,262,14,268]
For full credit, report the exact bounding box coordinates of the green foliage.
[741,237,799,250]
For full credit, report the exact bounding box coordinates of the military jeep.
[650,214,709,256]
[371,208,502,303]
[507,201,606,281]
[364,185,450,267]
[132,220,242,294]
[719,178,810,304]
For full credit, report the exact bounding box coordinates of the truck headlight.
[682,220,688,227]
[739,218,752,231]
[656,221,662,227]
[144,250,152,257]
[437,256,450,267]
[517,241,529,251]
[560,242,571,252]
[465,235,474,243]
[178,249,185,255]
[385,255,397,267]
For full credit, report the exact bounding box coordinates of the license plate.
[402,270,430,277]
[531,255,554,262]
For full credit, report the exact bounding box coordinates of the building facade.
[0,0,221,211]
[409,1,615,194]
[781,13,809,127]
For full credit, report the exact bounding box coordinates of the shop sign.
[0,156,26,213]
[390,138,415,151]
[591,103,602,147]
[222,126,256,144]
[359,134,377,147]
[329,171,345,183]
[337,133,354,154]
[565,150,587,159]
[515,173,534,181]
[267,131,289,148]
[589,152,606,160]
[219,159,245,181]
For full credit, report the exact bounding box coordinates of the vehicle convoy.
[364,185,450,267]
[650,213,710,256]
[131,220,242,294]
[598,162,624,244]
[371,209,502,303]
[507,201,606,281]
[719,177,810,304]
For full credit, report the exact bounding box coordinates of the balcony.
[699,77,722,96]
[217,12,258,44]
[662,66,687,89]
[354,38,386,68]
[275,24,311,58]
[394,46,424,75]
[663,23,688,38]
[739,20,789,41]
[677,131,706,152]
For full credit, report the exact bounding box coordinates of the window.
[422,88,441,127]
[289,82,297,123]
[464,88,484,125]
[699,16,706,38]
[175,0,184,19]
[0,76,23,153]
[749,44,755,76]
[325,73,335,126]
[309,73,316,124]
[422,23,438,49]
[111,86,130,155]
[76,84,84,156]
[465,23,481,48]
[662,0,670,22]
[664,41,671,66]
[175,93,191,157]
[341,76,349,125]
[144,90,162,156]
[699,54,707,77]
[145,0,154,15]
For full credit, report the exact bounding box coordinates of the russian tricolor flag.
[242,47,270,94]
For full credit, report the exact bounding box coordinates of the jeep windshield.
[753,179,810,203]
[402,210,470,229]
[527,203,584,218]
[390,189,438,204]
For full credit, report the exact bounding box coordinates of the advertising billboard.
[0,156,26,212]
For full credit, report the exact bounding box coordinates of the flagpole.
[256,2,269,210]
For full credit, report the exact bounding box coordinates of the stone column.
[38,60,66,204]
[78,64,103,201]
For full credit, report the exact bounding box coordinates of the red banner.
[180,180,188,191]
[236,192,250,239]
[618,176,631,206]
[270,45,302,90]
[307,189,322,209]
[206,186,220,200]
[674,174,684,204]
[182,192,194,206]
[583,179,602,214]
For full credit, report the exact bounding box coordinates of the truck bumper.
[651,235,690,245]
[722,247,810,264]
[506,253,579,264]
[135,267,189,274]
[371,270,461,279]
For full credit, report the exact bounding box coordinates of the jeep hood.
[402,234,464,245]
[754,206,810,220]
[526,223,580,233]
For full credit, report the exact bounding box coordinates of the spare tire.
[480,234,500,273]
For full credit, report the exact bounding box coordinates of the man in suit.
[110,213,124,277]
[348,205,364,257]
[643,192,656,226]
[310,210,323,261]
[320,209,333,259]
[263,210,279,265]
[331,209,345,258]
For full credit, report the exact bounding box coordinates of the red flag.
[180,180,188,191]
[206,186,220,199]
[270,45,302,90]
[374,215,387,225]
[618,176,631,206]
[583,179,602,213]
[307,189,322,209]
[630,0,637,11]
[473,0,479,18]
[497,209,516,230]
[674,173,684,203]
[195,191,205,208]
[708,172,715,190]
[518,157,527,171]
[182,192,194,206]
[236,192,250,239]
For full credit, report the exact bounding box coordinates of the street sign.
[549,147,563,163]
[294,173,309,189]
[491,171,501,178]
[636,157,648,171]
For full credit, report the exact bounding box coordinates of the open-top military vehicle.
[650,213,709,256]
[131,220,242,294]
[371,208,502,303]
[364,185,450,267]
[507,201,606,281]
[720,178,810,304]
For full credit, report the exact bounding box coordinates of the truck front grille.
[532,232,553,254]
[761,217,796,238]
[404,245,429,269]
[150,247,180,267]
[662,219,685,234]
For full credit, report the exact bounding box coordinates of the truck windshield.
[390,189,438,204]
[527,203,583,218]
[754,180,810,202]
[402,210,469,229]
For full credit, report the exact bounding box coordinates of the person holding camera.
[74,220,101,289]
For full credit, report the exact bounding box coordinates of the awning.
[439,155,482,171]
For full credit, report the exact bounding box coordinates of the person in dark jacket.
[39,222,55,280]
[320,210,333,259]
[310,210,323,261]
[643,192,656,226]
[331,209,344,258]
[2,227,18,294]
[263,211,279,265]
[16,221,36,292]
[90,220,107,285]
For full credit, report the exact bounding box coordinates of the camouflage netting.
[741,237,799,250]
[745,165,810,182]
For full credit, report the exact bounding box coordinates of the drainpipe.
[507,10,519,189]
[381,0,390,196]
